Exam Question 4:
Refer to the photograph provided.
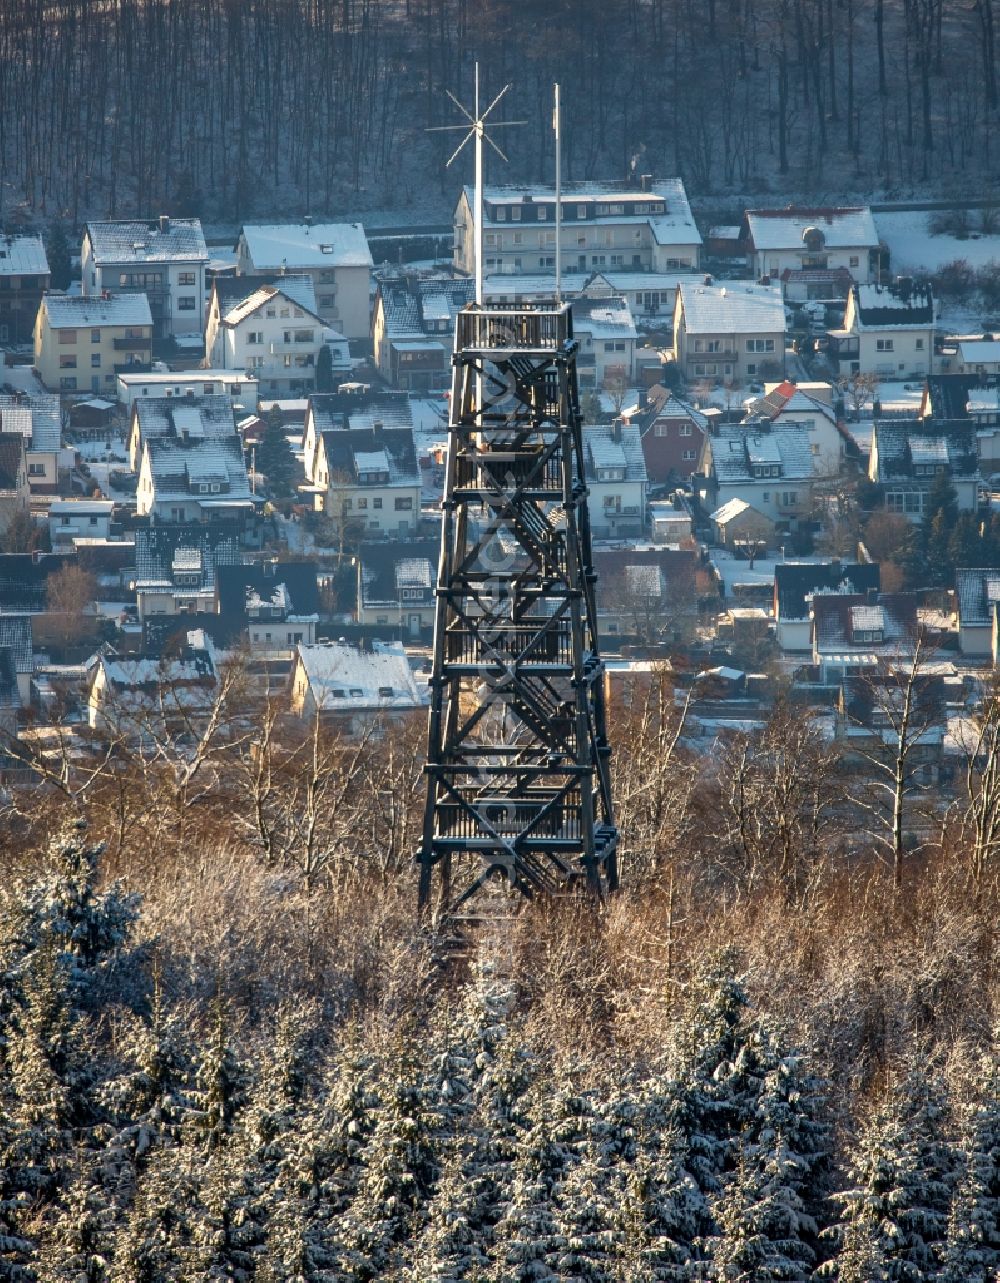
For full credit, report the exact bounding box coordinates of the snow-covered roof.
[133,396,237,450]
[395,557,432,589]
[957,339,1000,364]
[956,567,1000,625]
[853,282,935,330]
[471,179,701,244]
[909,435,950,466]
[0,396,59,452]
[678,281,785,335]
[850,604,886,632]
[222,278,321,326]
[43,292,153,329]
[710,424,817,484]
[295,641,420,711]
[583,424,647,483]
[0,234,48,277]
[967,388,1000,416]
[143,435,252,505]
[239,223,373,270]
[711,497,752,524]
[48,499,114,516]
[118,368,258,388]
[745,207,879,251]
[625,563,663,596]
[573,296,637,341]
[85,218,208,264]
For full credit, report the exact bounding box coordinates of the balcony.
[114,336,151,351]
[114,361,154,375]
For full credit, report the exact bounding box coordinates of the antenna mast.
[554,83,562,304]
[427,61,525,305]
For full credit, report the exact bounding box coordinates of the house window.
[28,463,44,476]
[178,297,196,310]
[60,376,77,390]
[373,497,382,508]
[59,355,76,368]
[511,206,521,221]
[876,338,894,352]
[746,339,776,352]
[538,206,547,221]
[58,330,76,344]
[682,449,696,461]
[178,271,196,285]
[91,329,100,343]
[577,205,587,218]
[849,256,860,268]
[495,208,506,221]
[357,497,368,509]
[395,497,413,511]
[655,424,668,437]
[679,424,692,436]
[91,354,101,367]
[247,331,263,344]
[915,338,925,350]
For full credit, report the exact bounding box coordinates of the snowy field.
[876,210,1000,273]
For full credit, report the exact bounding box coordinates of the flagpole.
[554,82,562,306]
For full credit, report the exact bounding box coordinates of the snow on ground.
[710,547,828,599]
[0,362,46,395]
[876,210,1000,273]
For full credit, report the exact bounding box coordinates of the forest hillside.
[1,0,998,225]
[0,683,997,1279]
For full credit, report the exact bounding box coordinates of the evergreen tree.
[34,1153,115,1283]
[255,406,298,500]
[333,1036,439,1281]
[937,1060,1000,1283]
[45,222,73,291]
[315,344,335,393]
[404,1139,491,1282]
[552,1139,618,1280]
[187,993,247,1155]
[822,1070,956,1281]
[487,1102,565,1283]
[947,511,986,573]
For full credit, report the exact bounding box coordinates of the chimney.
[304,214,313,232]
[611,416,623,443]
[896,275,912,302]
[872,397,882,419]
[159,214,170,234]
[867,587,878,605]
[640,173,652,192]
[372,418,384,438]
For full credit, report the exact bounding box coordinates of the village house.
[127,395,238,472]
[234,222,373,339]
[0,234,50,346]
[827,279,935,380]
[868,418,979,521]
[0,614,33,708]
[698,422,820,528]
[82,217,208,338]
[0,394,64,496]
[740,207,881,298]
[0,433,29,531]
[592,546,699,644]
[87,644,217,739]
[117,368,260,413]
[288,639,421,731]
[455,178,702,277]
[636,387,709,484]
[136,419,253,524]
[710,497,776,550]
[572,295,637,389]
[955,567,1000,658]
[481,268,700,329]
[673,281,786,384]
[132,523,242,622]
[372,277,474,390]
[34,293,153,394]
[951,336,1000,379]
[357,539,439,636]
[583,419,648,539]
[811,590,919,682]
[919,374,1000,479]
[204,277,336,397]
[744,380,848,479]
[773,559,880,652]
[834,670,946,782]
[301,389,413,483]
[48,500,115,548]
[309,417,421,537]
[214,560,320,651]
